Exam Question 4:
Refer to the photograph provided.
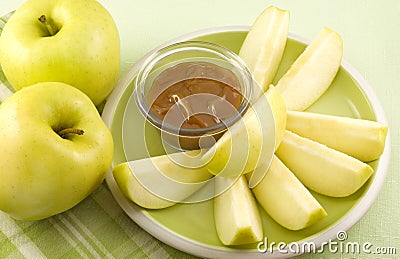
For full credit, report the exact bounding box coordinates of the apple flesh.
[275,27,343,111]
[214,175,263,245]
[0,0,120,105]
[201,87,285,182]
[0,82,113,220]
[246,85,287,188]
[286,111,388,162]
[113,163,175,209]
[113,150,213,209]
[275,131,373,197]
[248,155,327,230]
[239,6,290,98]
[266,85,287,150]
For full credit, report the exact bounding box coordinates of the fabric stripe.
[0,82,13,102]
[65,211,115,259]
[0,11,15,104]
[92,185,171,258]
[0,11,12,26]
[0,212,45,258]
[48,217,89,259]
[56,214,102,258]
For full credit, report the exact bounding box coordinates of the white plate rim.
[102,26,391,259]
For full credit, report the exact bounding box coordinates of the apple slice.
[239,6,290,98]
[275,131,374,197]
[201,86,286,182]
[275,27,343,111]
[113,163,174,209]
[214,175,263,245]
[112,150,213,209]
[286,111,388,162]
[248,155,327,230]
[267,85,287,150]
[246,85,287,188]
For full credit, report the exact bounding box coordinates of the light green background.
[0,0,399,258]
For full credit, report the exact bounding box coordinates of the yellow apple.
[214,175,263,245]
[275,131,374,197]
[239,6,290,98]
[249,155,327,230]
[0,82,113,220]
[276,27,343,111]
[201,86,285,187]
[113,150,213,209]
[286,110,388,162]
[0,0,120,105]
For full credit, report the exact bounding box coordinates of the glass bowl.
[134,41,254,150]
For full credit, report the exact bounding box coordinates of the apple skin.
[0,82,114,220]
[0,0,120,105]
[112,150,213,209]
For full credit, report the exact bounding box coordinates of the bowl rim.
[102,25,391,258]
[133,40,254,137]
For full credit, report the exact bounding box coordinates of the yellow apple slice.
[201,86,286,182]
[246,85,287,188]
[214,175,263,245]
[286,111,388,162]
[239,6,290,98]
[275,130,374,197]
[275,27,343,111]
[248,155,327,230]
[113,163,175,209]
[112,150,213,209]
[267,85,287,149]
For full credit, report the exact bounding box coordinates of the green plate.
[102,26,390,258]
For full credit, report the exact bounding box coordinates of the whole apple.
[0,0,120,106]
[0,82,114,220]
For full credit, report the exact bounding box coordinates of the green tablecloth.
[0,0,399,258]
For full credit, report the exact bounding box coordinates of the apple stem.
[38,15,58,36]
[58,128,85,139]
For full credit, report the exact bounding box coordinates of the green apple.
[286,110,388,162]
[0,0,120,105]
[239,6,289,98]
[0,82,114,220]
[248,155,327,230]
[275,130,373,197]
[112,150,213,209]
[276,27,343,111]
[214,175,263,245]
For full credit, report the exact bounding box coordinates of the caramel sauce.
[147,62,243,131]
